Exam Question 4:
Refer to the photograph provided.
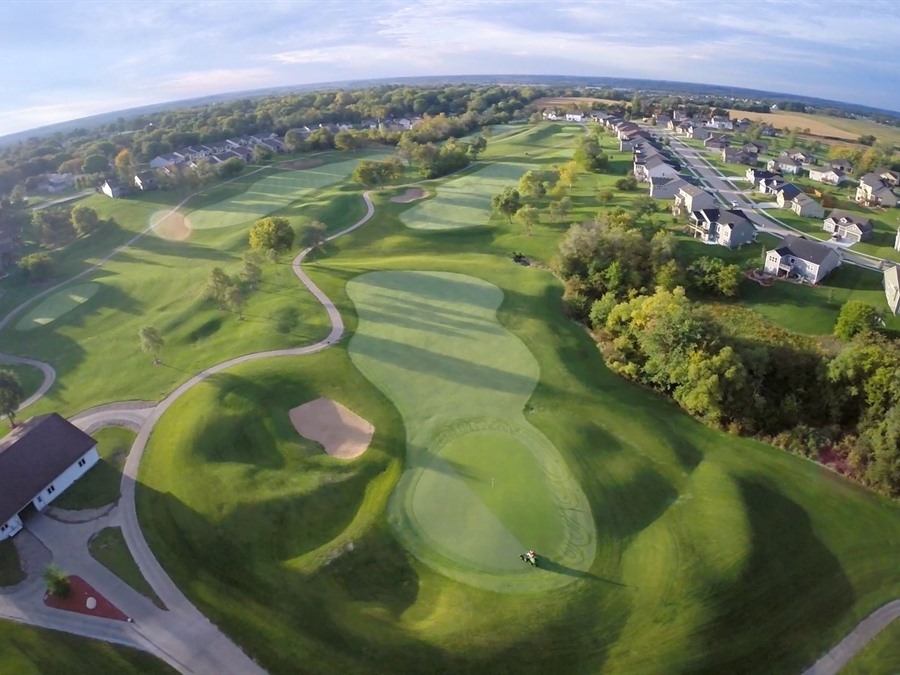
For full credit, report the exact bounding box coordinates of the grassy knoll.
[0,540,24,587]
[52,426,135,510]
[347,271,595,592]
[89,527,165,608]
[841,619,900,674]
[137,146,900,674]
[0,621,175,675]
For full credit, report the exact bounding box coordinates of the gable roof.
[777,183,803,200]
[680,183,709,197]
[826,209,873,231]
[772,235,837,266]
[0,414,97,524]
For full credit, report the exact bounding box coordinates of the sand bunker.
[151,210,191,241]
[289,398,374,459]
[390,188,428,203]
[279,159,323,170]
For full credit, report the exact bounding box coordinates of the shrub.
[43,564,70,597]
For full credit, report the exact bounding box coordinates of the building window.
[78,458,86,467]
[47,485,56,494]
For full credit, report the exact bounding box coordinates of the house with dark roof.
[788,192,825,218]
[774,183,804,208]
[856,173,899,207]
[826,158,854,174]
[746,167,779,184]
[134,171,157,191]
[0,414,99,541]
[649,176,687,199]
[782,148,817,165]
[704,135,730,151]
[723,147,758,166]
[823,210,874,243]
[688,208,757,248]
[100,179,125,199]
[673,183,717,215]
[768,156,802,175]
[763,235,841,284]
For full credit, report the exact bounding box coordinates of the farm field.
[135,124,900,674]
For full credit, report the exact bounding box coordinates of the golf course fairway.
[347,270,596,591]
[15,282,100,331]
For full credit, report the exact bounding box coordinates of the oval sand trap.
[151,209,191,241]
[347,271,596,592]
[390,188,428,203]
[16,283,100,331]
[289,397,374,459]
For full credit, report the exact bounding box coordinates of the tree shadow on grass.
[695,477,855,674]
[537,557,632,588]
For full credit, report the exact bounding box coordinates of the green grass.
[0,539,25,587]
[51,426,135,510]
[0,361,45,401]
[0,621,176,674]
[840,618,900,674]
[15,282,100,331]
[184,154,385,230]
[136,157,900,675]
[400,162,533,230]
[347,271,595,592]
[88,527,165,609]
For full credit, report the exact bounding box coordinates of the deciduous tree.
[249,217,294,253]
[138,325,164,364]
[515,204,539,236]
[0,369,23,426]
[71,205,101,236]
[492,187,521,223]
[834,300,881,341]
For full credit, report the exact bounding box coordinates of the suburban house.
[704,136,730,151]
[856,173,899,207]
[688,208,757,248]
[759,123,778,137]
[774,183,804,207]
[733,118,753,133]
[687,123,711,140]
[723,147,758,166]
[763,235,841,284]
[807,166,847,186]
[788,193,825,218]
[742,141,767,155]
[100,179,125,198]
[565,113,585,122]
[885,266,900,315]
[760,177,789,195]
[782,149,817,165]
[673,184,717,214]
[768,156,802,174]
[650,176,687,199]
[826,158,854,173]
[746,167,779,184]
[823,210,874,242]
[673,110,691,122]
[654,114,671,127]
[149,153,185,170]
[634,153,678,182]
[879,169,900,187]
[134,171,157,191]
[38,173,74,194]
[707,115,734,130]
[0,414,99,541]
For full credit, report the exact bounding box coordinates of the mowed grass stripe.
[400,162,533,230]
[15,282,100,331]
[186,156,385,229]
[347,270,596,592]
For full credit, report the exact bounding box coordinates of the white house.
[885,266,900,315]
[634,154,678,182]
[763,235,841,284]
[768,157,802,174]
[0,414,99,541]
[807,166,847,186]
[100,179,125,199]
[565,113,585,122]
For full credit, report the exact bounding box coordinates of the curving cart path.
[0,189,373,674]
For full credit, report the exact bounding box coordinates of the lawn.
[89,527,165,609]
[0,621,176,675]
[0,540,24,587]
[0,361,45,402]
[347,270,595,592]
[135,143,900,675]
[840,618,900,674]
[15,282,100,331]
[52,426,136,510]
[400,161,533,230]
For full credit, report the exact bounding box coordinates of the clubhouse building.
[0,414,99,541]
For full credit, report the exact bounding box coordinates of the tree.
[557,161,579,188]
[138,326,164,364]
[217,157,244,179]
[19,252,54,281]
[71,205,101,236]
[253,145,274,162]
[548,195,572,222]
[492,187,521,223]
[205,267,236,308]
[353,158,402,188]
[114,149,135,184]
[515,204,539,236]
[43,564,70,598]
[284,129,307,152]
[301,221,328,250]
[240,251,263,288]
[615,176,638,191]
[518,170,546,198]
[834,300,881,341]
[82,154,108,174]
[468,135,487,160]
[334,130,362,152]
[225,285,246,320]
[0,369,23,427]
[596,187,615,205]
[249,217,294,253]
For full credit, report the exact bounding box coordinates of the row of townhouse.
[149,132,288,171]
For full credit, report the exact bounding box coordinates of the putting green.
[347,270,596,592]
[400,162,532,231]
[15,283,100,331]
[186,157,381,229]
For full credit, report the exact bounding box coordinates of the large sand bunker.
[151,210,191,241]
[289,398,374,459]
[390,188,428,203]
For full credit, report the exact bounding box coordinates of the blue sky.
[1,0,898,136]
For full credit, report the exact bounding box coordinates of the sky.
[1,0,899,137]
